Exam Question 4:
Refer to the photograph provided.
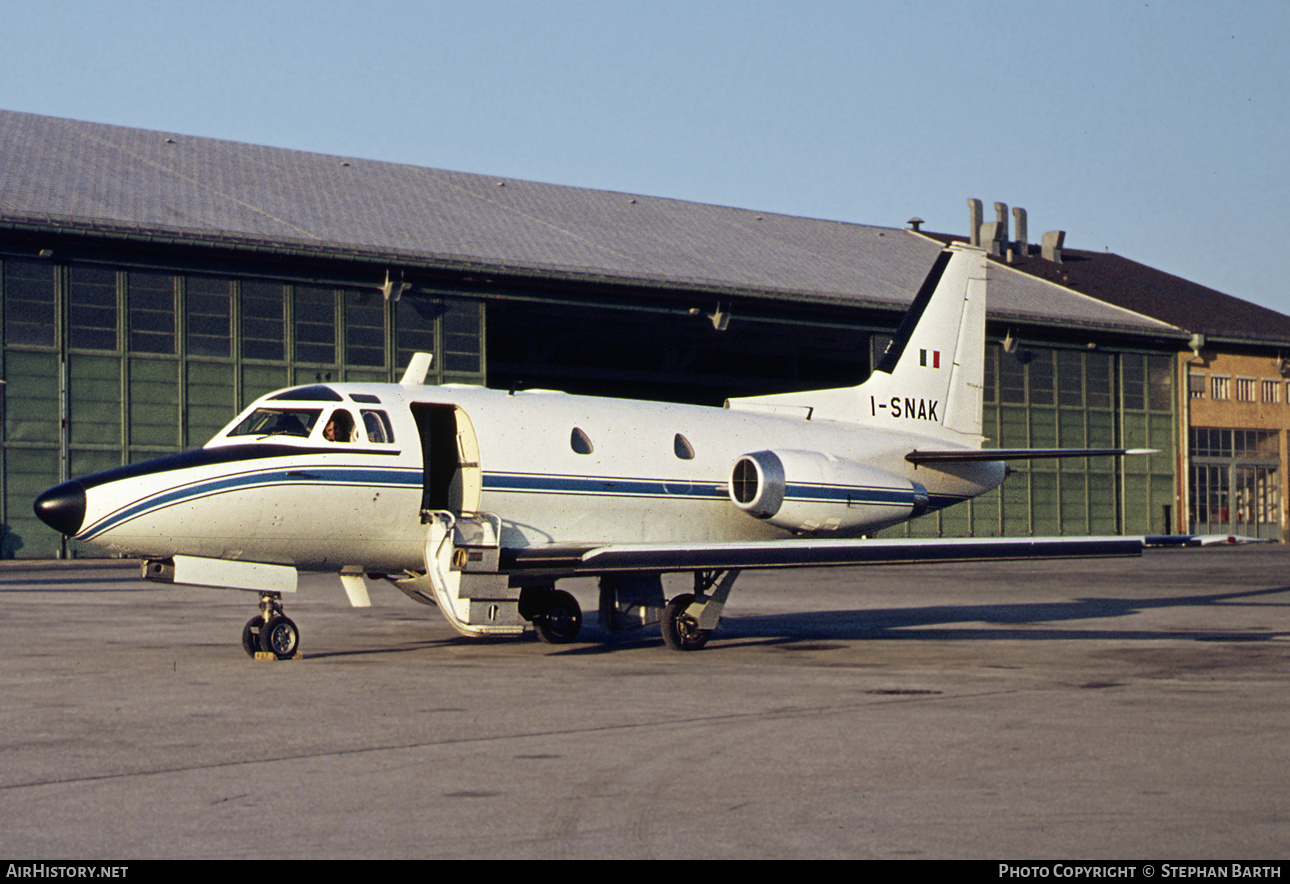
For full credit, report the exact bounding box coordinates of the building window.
[1236,378,1256,402]
[1263,380,1280,404]
[1189,374,1206,399]
[1190,427,1280,540]
[1211,376,1231,401]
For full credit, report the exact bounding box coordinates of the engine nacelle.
[728,449,928,534]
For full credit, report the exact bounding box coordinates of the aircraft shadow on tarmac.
[312,584,1290,658]
[704,584,1290,645]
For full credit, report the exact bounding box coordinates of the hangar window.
[674,433,695,460]
[187,276,232,358]
[68,265,118,351]
[1085,353,1113,410]
[396,296,437,368]
[128,270,176,354]
[1028,350,1054,405]
[1057,351,1084,407]
[998,350,1026,404]
[4,259,56,348]
[241,281,286,361]
[295,285,337,364]
[442,299,482,374]
[345,289,385,367]
[571,427,594,455]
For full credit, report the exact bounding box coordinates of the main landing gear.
[520,584,583,644]
[660,570,741,652]
[241,592,300,660]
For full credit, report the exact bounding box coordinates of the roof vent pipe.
[980,221,1004,257]
[1041,230,1065,263]
[967,199,983,247]
[993,202,1009,245]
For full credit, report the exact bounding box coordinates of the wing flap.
[502,533,1264,577]
[577,535,1146,573]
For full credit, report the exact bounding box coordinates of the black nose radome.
[34,481,87,537]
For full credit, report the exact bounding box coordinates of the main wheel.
[661,593,711,651]
[532,589,582,644]
[241,615,265,657]
[258,614,299,659]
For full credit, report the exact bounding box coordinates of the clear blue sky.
[3,0,1288,312]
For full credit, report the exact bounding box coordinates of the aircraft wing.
[505,534,1257,576]
[906,448,1157,464]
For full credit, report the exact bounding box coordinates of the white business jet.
[34,244,1205,657]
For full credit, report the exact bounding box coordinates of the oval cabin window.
[570,427,594,455]
[674,433,695,460]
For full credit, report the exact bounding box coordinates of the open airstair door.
[406,402,519,637]
[411,402,482,519]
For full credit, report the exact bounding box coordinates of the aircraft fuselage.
[35,381,1005,574]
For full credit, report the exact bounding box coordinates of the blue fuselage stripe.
[82,466,918,539]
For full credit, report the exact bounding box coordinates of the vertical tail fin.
[725,243,988,443]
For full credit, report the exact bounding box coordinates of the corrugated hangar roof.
[0,109,1176,336]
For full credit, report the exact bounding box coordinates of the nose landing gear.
[241,592,300,660]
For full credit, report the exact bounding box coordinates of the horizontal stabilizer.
[906,447,1157,464]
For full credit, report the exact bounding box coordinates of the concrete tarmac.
[1,546,1288,859]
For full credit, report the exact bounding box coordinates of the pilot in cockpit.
[322,409,356,443]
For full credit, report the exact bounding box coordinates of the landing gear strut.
[660,570,740,652]
[241,592,299,660]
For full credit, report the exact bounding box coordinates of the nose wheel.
[242,593,300,660]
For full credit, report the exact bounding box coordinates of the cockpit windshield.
[227,408,322,438]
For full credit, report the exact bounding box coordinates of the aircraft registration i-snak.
[33,244,1239,658]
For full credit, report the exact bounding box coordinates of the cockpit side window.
[323,409,356,443]
[228,408,321,438]
[361,410,395,444]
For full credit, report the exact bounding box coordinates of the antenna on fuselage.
[400,353,433,388]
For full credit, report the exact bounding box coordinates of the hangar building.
[1,110,1190,557]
